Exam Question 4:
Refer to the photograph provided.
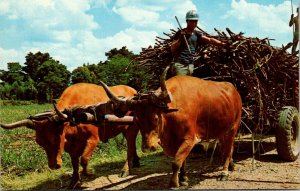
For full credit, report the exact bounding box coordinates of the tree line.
[0,46,152,103]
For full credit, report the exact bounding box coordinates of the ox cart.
[137,27,299,162]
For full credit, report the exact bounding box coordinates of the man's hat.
[186,10,199,21]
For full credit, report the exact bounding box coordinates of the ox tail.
[0,119,35,130]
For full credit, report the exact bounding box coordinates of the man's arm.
[170,30,184,55]
[200,35,225,46]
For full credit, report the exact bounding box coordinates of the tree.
[125,62,153,91]
[23,78,38,100]
[36,60,71,102]
[0,62,24,84]
[0,83,11,99]
[71,66,97,84]
[97,55,131,86]
[11,81,25,100]
[95,55,152,91]
[105,46,136,61]
[23,52,52,81]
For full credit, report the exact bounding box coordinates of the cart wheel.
[276,106,299,161]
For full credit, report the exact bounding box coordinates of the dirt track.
[79,137,300,190]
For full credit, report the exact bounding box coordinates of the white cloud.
[91,0,112,9]
[53,31,72,42]
[0,0,101,70]
[225,0,291,34]
[172,1,198,21]
[0,1,10,14]
[1,0,55,20]
[220,0,292,46]
[112,0,197,32]
[101,28,158,53]
[1,0,98,31]
[0,28,158,71]
[113,6,159,25]
[0,47,25,70]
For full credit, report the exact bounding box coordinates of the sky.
[0,0,298,72]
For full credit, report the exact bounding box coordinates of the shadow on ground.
[31,137,288,190]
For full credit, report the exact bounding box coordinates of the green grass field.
[0,102,160,190]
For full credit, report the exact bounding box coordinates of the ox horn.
[98,81,126,103]
[0,119,35,130]
[53,102,68,120]
[98,81,136,113]
[159,66,172,103]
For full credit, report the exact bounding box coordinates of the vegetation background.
[0,46,154,103]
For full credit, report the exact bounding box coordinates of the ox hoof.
[68,180,81,189]
[81,169,95,177]
[217,172,229,181]
[119,170,129,178]
[179,175,189,186]
[133,159,140,168]
[169,181,180,189]
[229,161,235,171]
[81,172,95,179]
[179,181,189,186]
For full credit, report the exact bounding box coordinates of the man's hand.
[180,30,186,36]
[180,30,186,41]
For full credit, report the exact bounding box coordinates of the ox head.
[0,105,68,170]
[99,66,177,152]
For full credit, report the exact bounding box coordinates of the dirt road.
[79,137,300,190]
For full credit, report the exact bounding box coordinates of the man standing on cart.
[170,10,225,76]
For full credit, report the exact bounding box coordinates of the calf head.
[0,108,68,170]
[99,66,178,152]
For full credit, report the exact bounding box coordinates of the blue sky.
[0,0,297,71]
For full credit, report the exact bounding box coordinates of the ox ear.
[0,119,35,130]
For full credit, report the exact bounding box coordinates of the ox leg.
[218,134,235,181]
[127,128,140,168]
[169,139,195,188]
[179,160,189,186]
[119,129,140,178]
[69,156,81,189]
[80,138,99,176]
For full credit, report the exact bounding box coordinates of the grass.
[0,101,161,190]
[0,102,55,189]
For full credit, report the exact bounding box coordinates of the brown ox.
[0,83,139,188]
[99,67,242,188]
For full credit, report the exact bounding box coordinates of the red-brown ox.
[99,67,242,188]
[0,83,139,188]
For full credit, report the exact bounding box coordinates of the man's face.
[186,20,198,30]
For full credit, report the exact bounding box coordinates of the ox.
[0,83,139,188]
[98,66,242,188]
